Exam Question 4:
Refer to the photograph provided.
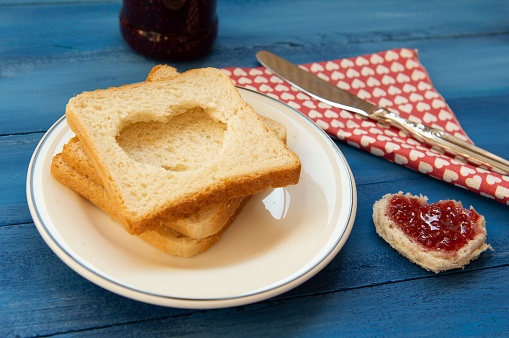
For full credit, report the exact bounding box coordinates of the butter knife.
[256,50,509,176]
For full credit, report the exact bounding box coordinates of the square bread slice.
[59,113,287,239]
[66,68,301,234]
[51,115,286,256]
[59,136,246,239]
[50,153,247,257]
[61,66,288,240]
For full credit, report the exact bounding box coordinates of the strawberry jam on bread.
[373,192,491,273]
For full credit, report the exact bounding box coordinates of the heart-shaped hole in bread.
[116,107,227,172]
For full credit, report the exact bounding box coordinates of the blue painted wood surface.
[1,0,508,336]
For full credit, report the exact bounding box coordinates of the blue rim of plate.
[26,87,357,309]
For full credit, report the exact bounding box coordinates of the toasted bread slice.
[60,136,246,240]
[51,115,285,256]
[66,68,300,234]
[63,65,287,239]
[62,114,288,188]
[373,192,491,273]
[50,153,246,257]
[60,114,287,239]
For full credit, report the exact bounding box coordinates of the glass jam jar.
[119,0,218,61]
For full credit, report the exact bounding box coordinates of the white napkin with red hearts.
[222,48,509,206]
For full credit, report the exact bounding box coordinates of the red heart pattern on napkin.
[222,48,509,206]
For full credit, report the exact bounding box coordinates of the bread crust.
[138,197,250,257]
[373,192,491,273]
[145,65,179,82]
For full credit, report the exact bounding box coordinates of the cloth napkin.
[222,48,509,206]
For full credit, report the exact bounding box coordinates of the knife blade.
[256,50,509,176]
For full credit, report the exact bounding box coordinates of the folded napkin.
[222,48,509,206]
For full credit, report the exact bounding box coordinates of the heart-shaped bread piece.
[373,192,491,273]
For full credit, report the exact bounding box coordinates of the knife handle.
[371,108,509,175]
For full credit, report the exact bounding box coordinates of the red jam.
[119,0,218,61]
[387,195,481,252]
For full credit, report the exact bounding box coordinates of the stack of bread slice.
[50,66,301,257]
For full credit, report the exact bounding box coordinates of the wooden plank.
[90,266,507,336]
[2,84,506,336]
[77,266,505,336]
[0,133,42,226]
[2,0,507,59]
[2,0,509,336]
[0,224,194,337]
[2,36,509,135]
[3,235,506,338]
[2,92,507,226]
[3,92,505,229]
[2,160,508,336]
[1,2,509,135]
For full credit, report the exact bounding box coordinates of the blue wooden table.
[2,0,509,336]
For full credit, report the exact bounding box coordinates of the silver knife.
[256,50,509,176]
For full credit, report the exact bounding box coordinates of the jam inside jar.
[120,0,218,61]
[387,194,481,252]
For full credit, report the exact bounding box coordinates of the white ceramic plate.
[27,87,356,309]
